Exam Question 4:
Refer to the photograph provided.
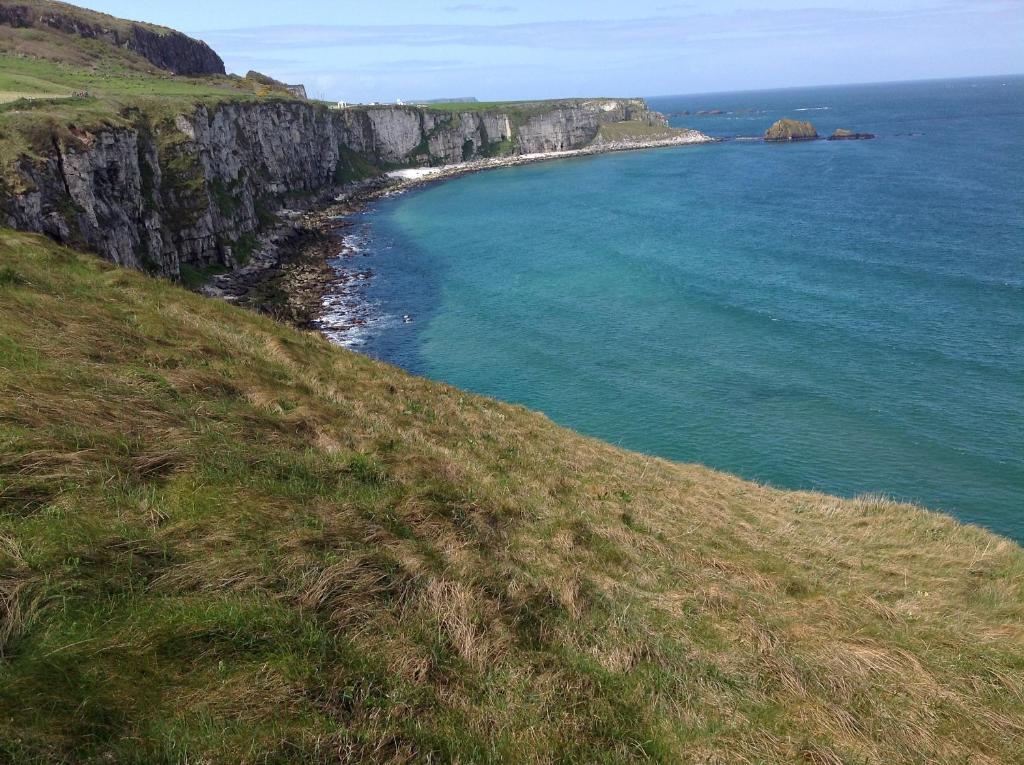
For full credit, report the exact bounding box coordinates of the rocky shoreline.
[201,131,715,343]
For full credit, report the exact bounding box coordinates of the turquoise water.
[335,77,1024,541]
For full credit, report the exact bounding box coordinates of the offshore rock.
[764,119,819,142]
[828,128,876,140]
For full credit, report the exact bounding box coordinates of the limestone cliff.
[0,98,687,279]
[336,99,664,165]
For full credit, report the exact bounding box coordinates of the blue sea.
[325,77,1024,541]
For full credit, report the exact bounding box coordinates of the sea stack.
[764,118,819,142]
[828,128,876,140]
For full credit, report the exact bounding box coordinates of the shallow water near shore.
[332,76,1024,541]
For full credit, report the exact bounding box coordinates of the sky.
[83,1,1023,102]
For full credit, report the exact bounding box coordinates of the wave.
[794,106,830,111]
[316,291,399,350]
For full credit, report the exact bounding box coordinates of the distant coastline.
[383,130,714,189]
[204,131,716,342]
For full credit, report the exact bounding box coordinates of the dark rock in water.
[764,119,819,142]
[828,128,875,141]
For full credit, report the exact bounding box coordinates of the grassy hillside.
[0,53,250,107]
[0,11,283,170]
[4,0,173,36]
[1,229,1022,763]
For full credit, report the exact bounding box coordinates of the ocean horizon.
[322,75,1024,541]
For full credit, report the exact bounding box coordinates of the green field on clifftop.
[418,98,614,113]
[1,230,1022,763]
[0,14,284,169]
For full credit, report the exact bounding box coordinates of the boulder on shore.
[828,128,875,140]
[764,118,818,142]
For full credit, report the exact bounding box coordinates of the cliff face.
[0,3,225,75]
[336,99,664,165]
[2,102,345,276]
[0,98,677,278]
[514,98,661,153]
[126,25,225,76]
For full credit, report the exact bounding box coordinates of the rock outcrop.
[0,3,225,75]
[245,71,308,100]
[0,98,696,279]
[126,25,224,76]
[764,119,819,142]
[828,128,875,141]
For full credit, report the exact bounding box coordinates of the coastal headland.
[0,70,711,283]
[1,3,1022,763]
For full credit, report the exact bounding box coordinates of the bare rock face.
[0,102,337,277]
[764,119,819,142]
[126,25,224,76]
[335,107,515,165]
[515,99,656,153]
[0,98,682,279]
[334,99,665,165]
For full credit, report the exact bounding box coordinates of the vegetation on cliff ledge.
[1,229,1022,763]
[597,120,691,142]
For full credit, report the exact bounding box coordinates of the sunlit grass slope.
[0,17,282,170]
[0,229,1022,764]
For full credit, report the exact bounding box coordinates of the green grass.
[334,145,383,184]
[597,121,688,142]
[178,262,228,290]
[1,228,1022,763]
[0,45,285,170]
[9,0,175,36]
[0,53,254,105]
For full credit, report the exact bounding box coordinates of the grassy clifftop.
[2,0,174,36]
[0,2,280,169]
[1,229,1022,763]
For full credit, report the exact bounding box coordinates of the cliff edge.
[0,4,711,280]
[1,91,704,279]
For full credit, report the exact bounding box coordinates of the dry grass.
[0,228,1022,764]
